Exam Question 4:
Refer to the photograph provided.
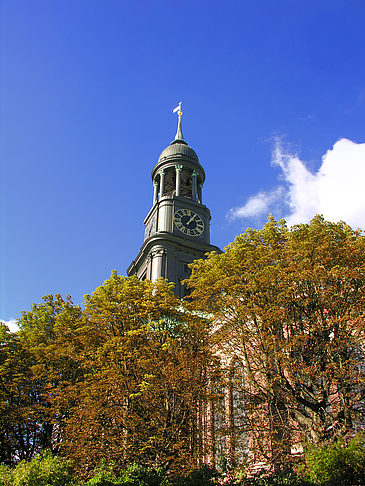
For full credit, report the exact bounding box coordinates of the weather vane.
[173,101,182,117]
[172,102,184,141]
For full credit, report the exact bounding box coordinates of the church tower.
[127,105,220,297]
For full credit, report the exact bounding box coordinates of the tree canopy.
[1,275,215,476]
[186,215,365,465]
[1,215,364,477]
[61,274,214,475]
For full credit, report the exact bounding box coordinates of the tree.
[0,323,37,464]
[59,274,215,476]
[0,276,218,476]
[186,215,365,467]
[0,295,83,464]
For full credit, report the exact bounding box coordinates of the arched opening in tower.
[180,169,192,198]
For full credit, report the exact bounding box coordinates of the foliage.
[0,323,34,464]
[1,275,214,475]
[241,470,309,486]
[82,463,169,486]
[186,215,365,465]
[0,451,74,486]
[2,215,364,475]
[82,464,117,486]
[57,274,214,476]
[0,463,13,486]
[302,434,365,485]
[176,464,219,486]
[0,296,83,464]
[118,463,169,486]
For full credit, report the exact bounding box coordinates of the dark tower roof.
[152,113,205,182]
[158,141,199,164]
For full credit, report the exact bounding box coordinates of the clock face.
[174,209,204,236]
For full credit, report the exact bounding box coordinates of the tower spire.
[172,102,184,142]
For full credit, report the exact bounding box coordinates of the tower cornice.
[127,232,220,278]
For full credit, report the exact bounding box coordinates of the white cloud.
[229,187,285,220]
[1,318,20,333]
[229,138,365,230]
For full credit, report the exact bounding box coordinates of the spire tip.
[172,102,184,142]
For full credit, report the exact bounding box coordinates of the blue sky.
[2,0,365,325]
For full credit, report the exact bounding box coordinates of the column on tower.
[151,246,166,281]
[153,180,159,204]
[198,183,203,204]
[159,169,165,198]
[175,164,183,197]
[147,253,153,280]
[192,170,198,202]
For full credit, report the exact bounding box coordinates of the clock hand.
[186,214,197,225]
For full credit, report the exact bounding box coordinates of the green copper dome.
[152,110,205,182]
[158,141,199,163]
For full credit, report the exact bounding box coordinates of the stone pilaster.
[159,169,165,198]
[192,170,198,201]
[175,164,183,197]
[153,180,158,204]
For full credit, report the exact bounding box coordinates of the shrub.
[242,469,309,486]
[119,463,169,486]
[0,464,13,486]
[84,463,169,486]
[303,435,365,485]
[0,451,74,486]
[176,465,219,486]
[83,465,117,486]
